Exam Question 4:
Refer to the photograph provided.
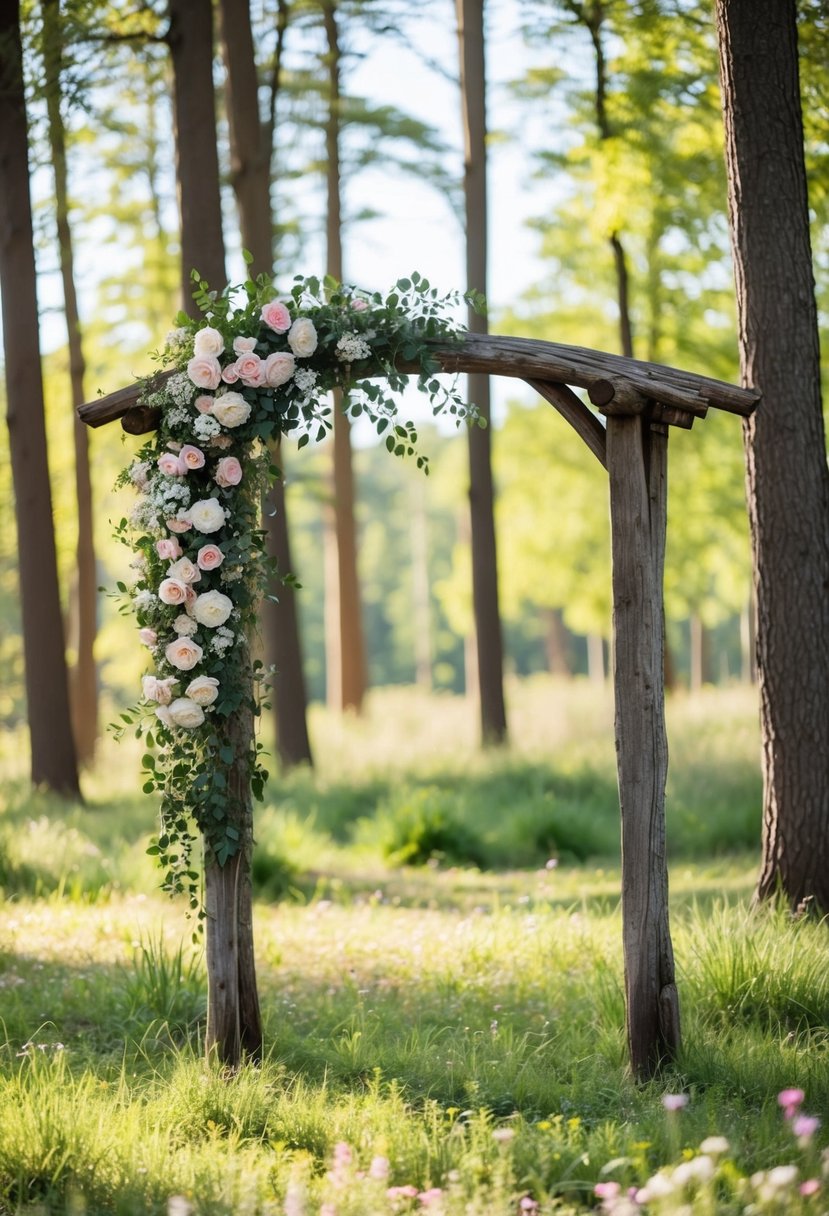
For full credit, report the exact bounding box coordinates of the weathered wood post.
[606,406,680,1080]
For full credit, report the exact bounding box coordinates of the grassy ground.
[1,680,827,1214]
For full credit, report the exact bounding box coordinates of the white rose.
[193,326,225,358]
[186,675,220,705]
[173,614,198,637]
[167,556,201,585]
[192,590,233,628]
[155,705,174,729]
[186,497,226,534]
[287,317,318,358]
[141,675,178,705]
[212,391,252,428]
[166,697,205,728]
[165,636,204,670]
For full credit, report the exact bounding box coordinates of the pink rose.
[233,336,257,355]
[158,451,184,476]
[167,557,200,585]
[179,444,206,470]
[263,351,295,387]
[196,544,225,571]
[236,352,264,386]
[221,363,241,384]
[184,585,198,609]
[166,517,193,534]
[187,355,222,390]
[350,297,368,311]
[142,675,178,705]
[138,628,157,647]
[158,577,189,606]
[195,395,215,414]
[156,538,182,560]
[215,456,243,488]
[261,299,291,333]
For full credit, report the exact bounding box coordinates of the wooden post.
[204,654,262,1067]
[607,412,680,1080]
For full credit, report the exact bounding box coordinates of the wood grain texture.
[77,332,758,428]
[607,415,679,1080]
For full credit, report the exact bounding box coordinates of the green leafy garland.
[117,270,481,908]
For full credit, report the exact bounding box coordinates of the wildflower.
[637,1171,675,1203]
[672,1156,714,1187]
[793,1115,821,1143]
[417,1187,443,1207]
[492,1127,516,1143]
[700,1136,730,1156]
[519,1198,539,1213]
[778,1088,805,1118]
[800,1179,821,1196]
[662,1093,689,1111]
[387,1185,418,1200]
[594,1181,621,1201]
[369,1156,390,1180]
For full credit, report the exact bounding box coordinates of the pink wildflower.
[417,1188,443,1207]
[387,1185,418,1200]
[800,1180,821,1197]
[594,1183,621,1200]
[369,1156,390,1180]
[793,1115,821,1142]
[519,1199,539,1213]
[662,1094,689,1111]
[778,1088,805,1118]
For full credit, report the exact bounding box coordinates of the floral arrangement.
[117,269,481,906]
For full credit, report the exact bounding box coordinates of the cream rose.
[185,675,220,705]
[166,697,205,728]
[167,556,201,585]
[158,577,189,606]
[214,456,243,488]
[212,393,252,428]
[187,497,226,533]
[193,326,225,358]
[261,299,291,333]
[166,517,193,534]
[233,336,257,355]
[187,355,222,390]
[138,627,157,648]
[142,675,178,705]
[165,636,203,670]
[287,317,318,358]
[263,351,295,387]
[192,589,233,628]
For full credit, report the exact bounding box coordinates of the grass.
[0,679,826,1214]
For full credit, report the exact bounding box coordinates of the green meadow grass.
[0,680,826,1214]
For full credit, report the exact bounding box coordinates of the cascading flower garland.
[116,269,482,907]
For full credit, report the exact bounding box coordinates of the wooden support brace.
[607,414,680,1080]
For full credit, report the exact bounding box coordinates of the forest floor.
[1,679,827,1214]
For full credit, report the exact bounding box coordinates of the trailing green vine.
[117,266,482,909]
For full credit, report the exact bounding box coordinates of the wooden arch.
[80,334,758,1080]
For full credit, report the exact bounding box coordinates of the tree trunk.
[410,478,433,689]
[168,0,226,312]
[607,414,679,1080]
[0,1,80,798]
[543,608,571,678]
[689,612,712,691]
[716,0,829,912]
[219,0,313,768]
[456,0,507,746]
[323,0,366,714]
[43,0,99,766]
[586,633,605,685]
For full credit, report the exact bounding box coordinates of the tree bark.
[457,0,507,746]
[608,414,679,1079]
[322,0,367,714]
[0,1,80,798]
[219,0,313,769]
[43,0,99,766]
[168,0,226,312]
[716,0,829,912]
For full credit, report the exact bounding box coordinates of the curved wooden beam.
[526,379,607,469]
[77,331,759,430]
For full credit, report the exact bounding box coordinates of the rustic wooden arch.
[80,334,758,1081]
